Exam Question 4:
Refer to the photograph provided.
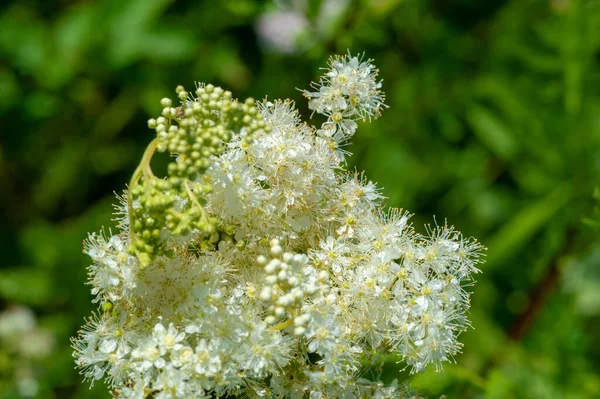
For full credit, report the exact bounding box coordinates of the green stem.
[269,318,293,331]
[387,274,400,293]
[128,139,159,245]
[268,309,299,331]
[184,179,209,224]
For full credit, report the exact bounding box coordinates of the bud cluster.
[128,85,268,267]
[258,239,330,336]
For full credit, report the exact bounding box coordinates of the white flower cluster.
[73,53,483,399]
[302,52,386,141]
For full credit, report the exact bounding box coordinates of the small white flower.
[192,340,221,377]
[153,323,186,356]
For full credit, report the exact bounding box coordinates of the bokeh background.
[1,0,600,397]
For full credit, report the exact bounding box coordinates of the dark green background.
[1,0,599,397]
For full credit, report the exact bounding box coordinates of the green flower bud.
[160,98,172,108]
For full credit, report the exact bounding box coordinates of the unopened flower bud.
[160,98,172,108]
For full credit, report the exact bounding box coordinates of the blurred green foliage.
[1,0,599,397]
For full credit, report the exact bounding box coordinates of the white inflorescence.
[302,51,387,141]
[73,53,483,399]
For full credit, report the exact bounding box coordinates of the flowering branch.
[73,53,484,399]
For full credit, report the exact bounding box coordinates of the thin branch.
[508,230,575,341]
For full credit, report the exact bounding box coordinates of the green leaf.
[485,183,571,270]
[466,104,518,161]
